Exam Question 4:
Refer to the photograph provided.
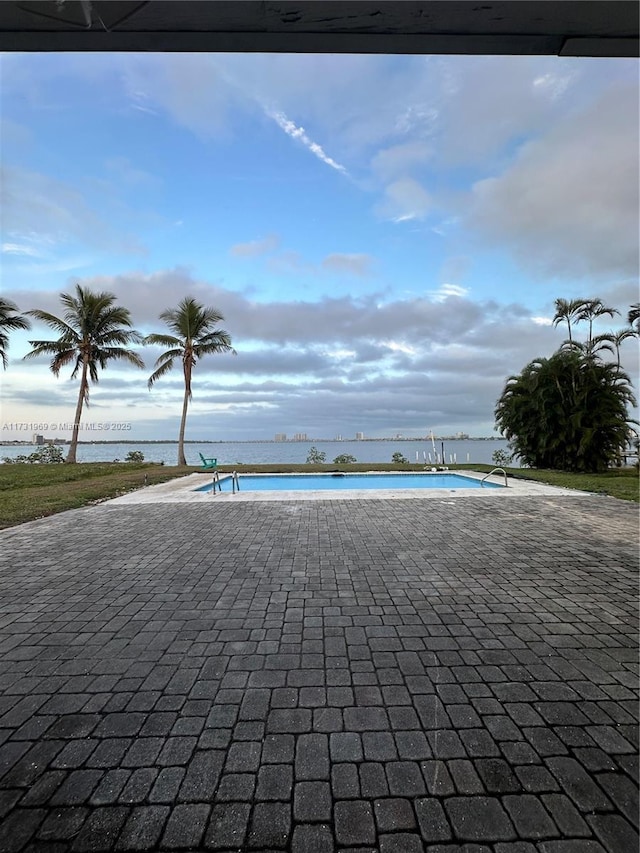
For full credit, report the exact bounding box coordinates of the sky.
[1,51,638,442]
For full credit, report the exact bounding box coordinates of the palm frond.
[0,314,30,332]
[152,349,183,367]
[26,309,78,339]
[144,333,182,349]
[24,340,74,359]
[100,348,145,369]
[148,357,176,389]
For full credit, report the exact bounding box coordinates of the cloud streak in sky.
[267,109,348,175]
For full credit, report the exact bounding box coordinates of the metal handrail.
[211,470,222,494]
[231,471,240,493]
[481,467,508,488]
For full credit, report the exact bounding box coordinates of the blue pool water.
[196,472,501,493]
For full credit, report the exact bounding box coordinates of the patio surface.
[0,496,637,852]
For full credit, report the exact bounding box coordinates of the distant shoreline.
[1,437,503,447]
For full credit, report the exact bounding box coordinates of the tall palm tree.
[144,297,235,466]
[577,298,619,348]
[610,328,637,369]
[0,298,31,369]
[552,298,587,345]
[628,303,640,335]
[24,284,144,463]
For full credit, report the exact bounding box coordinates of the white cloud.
[376,178,432,222]
[230,234,280,258]
[371,142,432,181]
[1,165,147,256]
[531,316,553,326]
[104,157,158,187]
[430,284,469,302]
[2,243,42,257]
[266,109,348,174]
[325,348,356,360]
[383,341,417,356]
[532,72,575,101]
[321,254,373,278]
[6,265,636,440]
[468,83,639,278]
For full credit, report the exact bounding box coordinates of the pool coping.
[105,469,595,504]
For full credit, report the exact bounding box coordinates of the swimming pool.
[196,472,501,493]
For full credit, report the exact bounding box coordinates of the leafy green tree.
[306,446,326,463]
[495,348,636,473]
[391,452,408,464]
[25,285,143,463]
[0,298,31,369]
[333,453,357,464]
[125,450,145,463]
[145,297,235,466]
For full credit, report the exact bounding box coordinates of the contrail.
[268,110,348,175]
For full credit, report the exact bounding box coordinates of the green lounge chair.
[199,453,218,470]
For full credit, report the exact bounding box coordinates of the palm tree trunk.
[566,317,572,344]
[177,374,190,466]
[66,359,88,463]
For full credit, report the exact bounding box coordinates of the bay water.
[0,438,514,466]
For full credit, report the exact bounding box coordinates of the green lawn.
[0,461,637,530]
[0,463,193,530]
[493,466,639,503]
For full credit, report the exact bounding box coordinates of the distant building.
[356,432,364,440]
[274,433,287,442]
[293,433,307,441]
[455,432,469,439]
[32,434,44,445]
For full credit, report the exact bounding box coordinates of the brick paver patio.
[0,496,637,852]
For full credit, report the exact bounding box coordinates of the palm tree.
[0,298,31,369]
[610,328,637,368]
[561,333,615,359]
[628,303,640,335]
[144,297,235,466]
[495,348,636,473]
[577,299,619,348]
[552,298,587,345]
[24,284,144,463]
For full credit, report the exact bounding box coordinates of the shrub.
[306,446,326,463]
[2,444,65,464]
[333,454,357,464]
[125,450,145,463]
[491,449,512,466]
[391,452,408,464]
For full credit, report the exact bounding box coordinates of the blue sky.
[2,52,638,441]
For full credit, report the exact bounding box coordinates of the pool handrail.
[210,470,222,494]
[481,467,508,488]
